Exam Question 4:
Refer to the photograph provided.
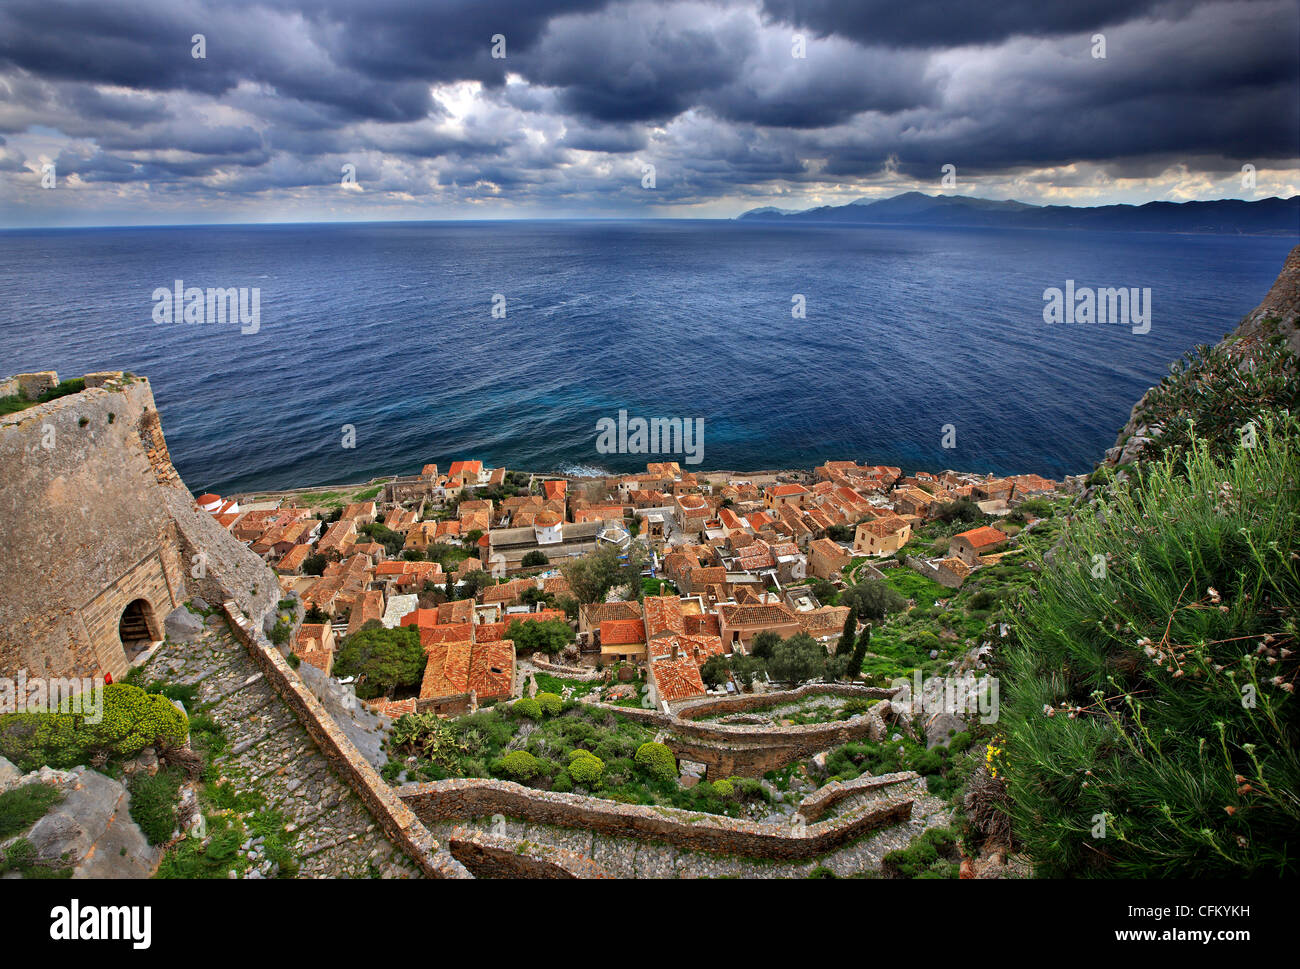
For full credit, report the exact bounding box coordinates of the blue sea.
[0,220,1294,495]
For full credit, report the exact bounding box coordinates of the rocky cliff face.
[1104,244,1300,468]
[1233,244,1300,354]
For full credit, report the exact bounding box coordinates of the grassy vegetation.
[642,576,678,597]
[532,672,600,699]
[0,837,72,878]
[127,767,185,844]
[1001,415,1299,876]
[695,695,880,725]
[0,378,86,415]
[155,775,299,879]
[818,731,975,802]
[0,783,65,839]
[879,567,948,610]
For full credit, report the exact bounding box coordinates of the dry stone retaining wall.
[528,655,603,681]
[590,693,897,779]
[672,683,893,720]
[399,776,913,860]
[798,770,918,823]
[447,827,612,878]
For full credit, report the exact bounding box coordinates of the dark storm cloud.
[0,0,435,121]
[518,5,744,122]
[758,0,1200,48]
[0,0,1294,215]
[560,120,648,153]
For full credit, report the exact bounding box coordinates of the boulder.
[0,756,21,793]
[165,605,205,642]
[926,712,966,749]
[865,700,892,742]
[27,811,91,865]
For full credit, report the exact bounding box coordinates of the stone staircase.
[139,615,421,878]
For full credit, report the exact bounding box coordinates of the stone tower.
[0,371,278,681]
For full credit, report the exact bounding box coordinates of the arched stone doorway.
[118,598,159,657]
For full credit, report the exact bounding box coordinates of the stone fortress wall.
[0,371,279,681]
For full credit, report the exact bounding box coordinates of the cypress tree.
[848,624,870,679]
[836,605,858,656]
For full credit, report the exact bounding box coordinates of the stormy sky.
[0,0,1296,225]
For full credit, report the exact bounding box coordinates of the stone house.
[949,525,1009,565]
[716,602,802,653]
[764,483,810,510]
[854,515,911,557]
[807,537,851,580]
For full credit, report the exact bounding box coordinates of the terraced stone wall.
[399,776,913,860]
[594,691,897,779]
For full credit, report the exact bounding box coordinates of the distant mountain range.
[736,191,1300,235]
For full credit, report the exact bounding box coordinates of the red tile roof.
[643,595,687,639]
[601,618,647,646]
[418,623,474,648]
[954,525,1009,549]
[649,655,706,704]
[419,638,515,702]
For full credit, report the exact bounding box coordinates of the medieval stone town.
[1,367,1068,879]
[215,456,1059,718]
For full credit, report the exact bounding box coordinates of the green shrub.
[712,778,734,798]
[550,771,574,793]
[535,692,563,716]
[155,813,242,879]
[1003,416,1300,877]
[1128,337,1299,468]
[512,698,542,720]
[389,713,468,773]
[493,750,544,781]
[882,827,959,878]
[0,684,188,771]
[92,685,189,757]
[634,741,677,782]
[567,751,605,787]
